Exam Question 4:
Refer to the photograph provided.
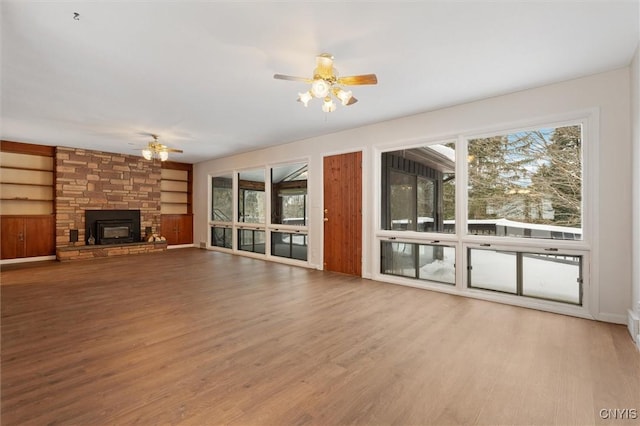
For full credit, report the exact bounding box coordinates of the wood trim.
[0,214,56,218]
[238,180,265,191]
[0,141,55,157]
[161,161,192,171]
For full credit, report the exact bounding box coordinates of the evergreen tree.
[467,136,513,219]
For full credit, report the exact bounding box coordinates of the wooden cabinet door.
[1,217,26,259]
[24,216,55,257]
[1,216,55,259]
[177,215,193,244]
[161,214,193,245]
[161,215,177,245]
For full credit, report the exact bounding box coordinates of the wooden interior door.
[323,151,362,276]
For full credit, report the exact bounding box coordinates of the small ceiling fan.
[140,133,182,162]
[274,53,378,112]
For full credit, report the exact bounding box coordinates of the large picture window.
[381,143,456,233]
[377,120,588,309]
[467,124,582,240]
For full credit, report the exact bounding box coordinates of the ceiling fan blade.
[346,96,358,106]
[166,148,183,153]
[274,74,312,83]
[337,74,378,85]
[139,132,159,138]
[314,53,335,79]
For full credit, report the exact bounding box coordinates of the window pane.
[271,163,308,226]
[212,175,233,221]
[467,125,582,240]
[390,171,416,231]
[418,245,455,285]
[211,226,232,248]
[382,143,456,233]
[417,177,435,232]
[382,242,455,285]
[271,231,308,261]
[238,169,265,223]
[522,253,581,304]
[468,249,517,294]
[238,229,265,254]
[381,242,416,278]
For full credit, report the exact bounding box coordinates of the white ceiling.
[2,1,639,164]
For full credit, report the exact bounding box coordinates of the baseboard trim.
[628,309,640,350]
[167,244,196,250]
[597,312,628,325]
[0,255,56,265]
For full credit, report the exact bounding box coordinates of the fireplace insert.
[96,219,134,244]
[85,209,142,245]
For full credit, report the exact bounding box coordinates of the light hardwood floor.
[2,248,639,425]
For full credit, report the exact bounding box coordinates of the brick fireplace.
[55,146,162,249]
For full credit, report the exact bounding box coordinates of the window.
[211,174,234,249]
[379,142,456,287]
[468,248,582,305]
[238,229,266,254]
[377,119,588,309]
[269,162,309,261]
[212,175,233,222]
[271,163,307,226]
[271,231,307,260]
[467,125,582,240]
[211,226,232,248]
[381,241,455,285]
[210,164,309,263]
[238,169,265,224]
[381,143,456,233]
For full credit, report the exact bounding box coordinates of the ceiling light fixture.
[141,134,182,162]
[275,53,378,113]
[322,97,336,113]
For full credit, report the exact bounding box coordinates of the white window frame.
[207,158,311,267]
[373,109,599,320]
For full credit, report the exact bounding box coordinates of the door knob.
[324,209,328,213]
[323,218,329,222]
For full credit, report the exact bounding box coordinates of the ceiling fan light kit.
[141,134,182,162]
[276,53,377,112]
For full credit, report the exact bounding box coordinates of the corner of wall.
[630,41,640,345]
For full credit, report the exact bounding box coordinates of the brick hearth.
[56,241,168,262]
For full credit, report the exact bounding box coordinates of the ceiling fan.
[274,53,378,112]
[141,133,183,162]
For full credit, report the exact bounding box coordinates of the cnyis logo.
[599,408,638,420]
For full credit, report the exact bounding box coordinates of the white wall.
[631,44,640,344]
[194,67,633,323]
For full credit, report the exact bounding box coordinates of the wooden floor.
[2,248,639,425]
